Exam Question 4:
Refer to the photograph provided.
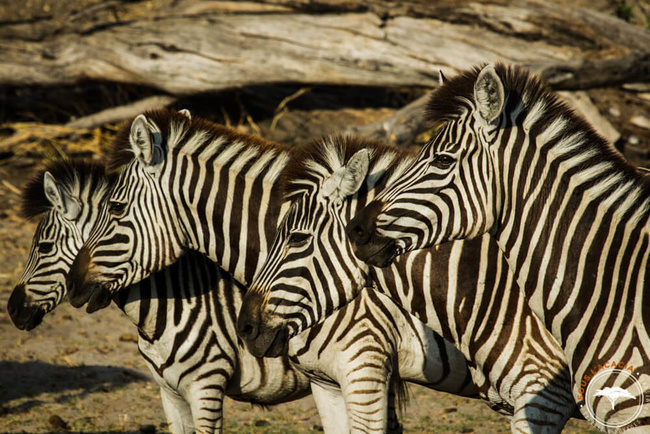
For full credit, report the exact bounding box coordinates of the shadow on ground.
[0,361,149,415]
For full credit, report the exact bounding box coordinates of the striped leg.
[341,364,393,432]
[311,382,351,433]
[159,386,195,434]
[188,386,225,434]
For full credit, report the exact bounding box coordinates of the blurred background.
[0,0,648,432]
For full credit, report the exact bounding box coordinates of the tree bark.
[1,0,648,94]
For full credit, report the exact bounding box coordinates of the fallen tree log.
[1,0,648,94]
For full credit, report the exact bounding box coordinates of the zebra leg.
[510,392,570,434]
[310,382,350,433]
[159,386,195,434]
[339,363,394,433]
[187,385,225,434]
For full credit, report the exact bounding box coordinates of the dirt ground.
[1,1,649,433]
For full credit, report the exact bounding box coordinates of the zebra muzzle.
[7,283,46,331]
[67,245,110,312]
[237,291,290,358]
[346,199,385,246]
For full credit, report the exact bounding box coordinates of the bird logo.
[594,387,636,410]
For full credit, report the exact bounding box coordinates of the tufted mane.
[427,62,643,180]
[109,108,289,172]
[20,159,113,219]
[281,135,413,201]
[426,63,558,127]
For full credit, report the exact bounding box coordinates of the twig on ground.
[65,95,178,129]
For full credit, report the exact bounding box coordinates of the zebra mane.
[427,62,642,179]
[109,108,289,172]
[281,135,413,201]
[20,159,113,219]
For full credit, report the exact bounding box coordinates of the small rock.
[631,115,650,130]
[628,135,640,145]
[48,414,69,431]
[63,345,78,355]
[313,424,324,432]
[442,407,458,413]
[139,424,156,434]
[119,333,138,343]
[254,419,271,427]
[609,107,621,118]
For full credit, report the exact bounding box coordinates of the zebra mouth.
[261,326,290,358]
[85,283,114,314]
[364,239,403,268]
[10,305,45,331]
[68,279,113,313]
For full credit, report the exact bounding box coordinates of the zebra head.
[237,136,410,357]
[67,110,193,312]
[347,64,507,266]
[8,161,113,329]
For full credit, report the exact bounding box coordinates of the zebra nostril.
[237,321,258,341]
[347,222,369,244]
[242,324,254,337]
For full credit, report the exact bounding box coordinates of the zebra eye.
[38,241,54,255]
[108,200,127,217]
[430,154,456,169]
[287,232,311,247]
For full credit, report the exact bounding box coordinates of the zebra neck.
[114,273,177,342]
[113,254,226,342]
[493,131,650,344]
[173,145,290,286]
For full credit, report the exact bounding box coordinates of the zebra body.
[348,63,650,431]
[45,115,480,432]
[236,136,576,432]
[8,161,311,433]
[126,252,312,432]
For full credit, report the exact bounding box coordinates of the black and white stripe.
[238,135,578,432]
[8,161,312,433]
[349,63,650,431]
[62,113,486,432]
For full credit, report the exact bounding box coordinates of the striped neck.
[492,99,650,345]
[169,135,291,285]
[114,252,235,342]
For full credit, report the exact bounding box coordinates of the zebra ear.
[178,109,191,120]
[43,172,82,220]
[130,114,164,168]
[438,69,446,85]
[322,149,370,201]
[474,64,504,124]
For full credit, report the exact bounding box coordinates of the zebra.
[50,113,483,432]
[8,160,312,434]
[346,63,650,431]
[236,135,579,432]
